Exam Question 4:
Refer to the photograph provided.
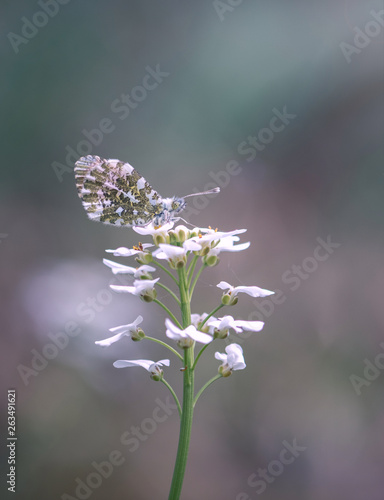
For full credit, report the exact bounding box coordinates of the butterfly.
[74,155,220,227]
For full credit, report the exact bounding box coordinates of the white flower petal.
[208,315,241,333]
[183,239,202,251]
[103,259,136,274]
[165,318,187,339]
[216,281,274,298]
[108,315,143,333]
[110,284,136,294]
[235,285,274,297]
[165,318,212,344]
[105,244,153,257]
[234,320,264,332]
[110,278,159,295]
[195,229,247,243]
[157,359,170,367]
[214,351,227,362]
[187,328,213,344]
[113,359,151,369]
[217,281,232,291]
[113,359,170,371]
[95,331,127,347]
[133,222,174,236]
[215,239,250,253]
[153,244,186,260]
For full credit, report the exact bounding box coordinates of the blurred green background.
[1,1,384,499]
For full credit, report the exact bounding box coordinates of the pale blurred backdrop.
[1,1,384,499]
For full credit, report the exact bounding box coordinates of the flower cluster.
[96,222,274,379]
[93,219,275,500]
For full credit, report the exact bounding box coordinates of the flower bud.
[218,364,232,377]
[154,233,168,246]
[149,364,164,381]
[221,293,238,306]
[200,245,210,257]
[141,288,157,302]
[176,226,189,242]
[168,230,179,245]
[190,228,200,238]
[135,253,153,265]
[167,255,187,269]
[177,338,194,349]
[213,328,228,340]
[131,328,145,342]
[176,259,186,269]
[203,254,219,267]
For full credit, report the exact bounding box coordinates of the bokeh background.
[1,1,384,499]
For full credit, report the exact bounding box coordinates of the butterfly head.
[153,196,186,226]
[170,196,187,215]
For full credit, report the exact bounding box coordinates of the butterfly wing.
[74,155,163,227]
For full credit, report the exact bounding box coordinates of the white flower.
[191,312,218,334]
[110,278,159,301]
[95,316,144,346]
[207,235,250,255]
[208,315,264,338]
[105,244,153,257]
[133,221,174,237]
[133,222,176,246]
[215,344,246,376]
[113,359,170,379]
[194,228,247,244]
[103,259,156,278]
[153,240,202,267]
[165,318,212,347]
[217,281,274,298]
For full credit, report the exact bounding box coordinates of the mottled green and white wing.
[74,155,163,227]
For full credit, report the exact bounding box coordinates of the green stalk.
[186,254,199,286]
[193,374,222,407]
[161,378,182,417]
[145,336,184,362]
[168,266,194,500]
[189,263,206,299]
[153,260,179,285]
[192,342,213,371]
[200,303,225,327]
[153,299,182,329]
[157,282,181,305]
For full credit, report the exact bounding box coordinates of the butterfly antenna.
[183,187,220,199]
[177,217,194,228]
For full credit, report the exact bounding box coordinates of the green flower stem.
[186,255,199,286]
[168,266,194,500]
[193,374,222,407]
[189,263,207,298]
[153,261,179,285]
[192,341,213,371]
[178,266,191,327]
[200,303,225,328]
[168,346,194,500]
[157,282,181,306]
[153,299,182,329]
[161,378,182,417]
[145,336,184,362]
